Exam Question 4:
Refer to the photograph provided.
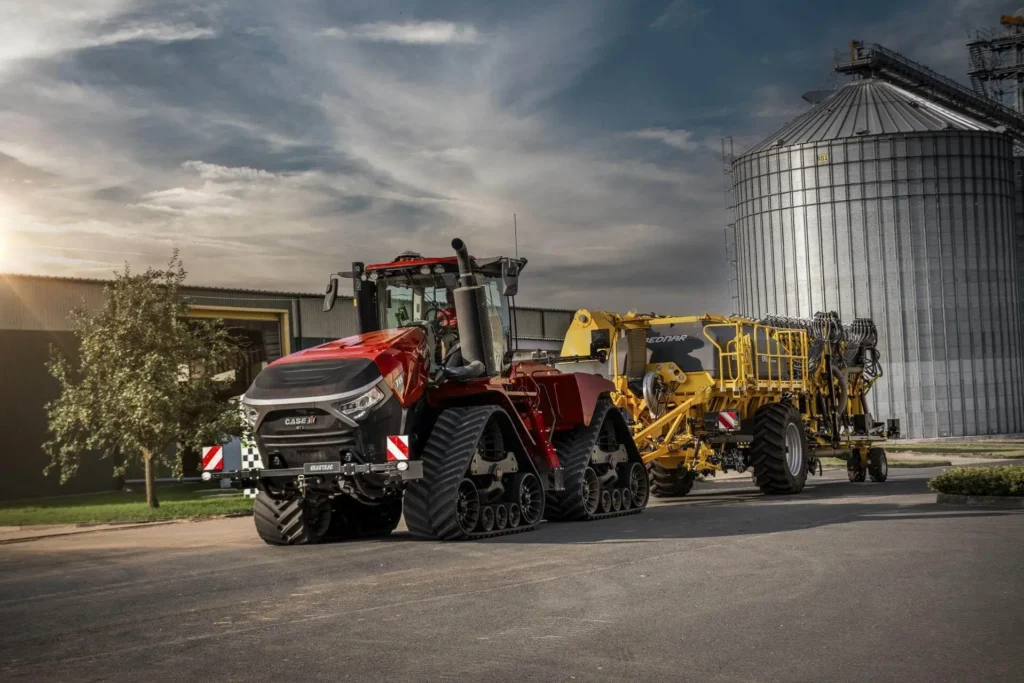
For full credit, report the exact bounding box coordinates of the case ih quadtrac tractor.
[210,239,648,544]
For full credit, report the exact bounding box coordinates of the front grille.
[258,408,358,468]
[261,430,358,451]
[261,430,358,468]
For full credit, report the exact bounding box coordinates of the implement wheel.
[750,403,809,495]
[868,448,888,482]
[848,449,866,482]
[648,461,697,497]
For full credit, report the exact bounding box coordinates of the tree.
[44,253,246,508]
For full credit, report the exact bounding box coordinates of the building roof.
[742,78,999,155]
[0,271,324,298]
[0,272,578,314]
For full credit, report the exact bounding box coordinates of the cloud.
[0,5,217,68]
[87,23,217,47]
[181,160,277,181]
[629,128,700,151]
[0,0,733,314]
[320,22,481,45]
[650,0,710,30]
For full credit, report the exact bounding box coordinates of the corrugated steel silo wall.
[1015,156,1024,340]
[733,132,1024,437]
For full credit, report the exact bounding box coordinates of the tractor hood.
[245,327,428,403]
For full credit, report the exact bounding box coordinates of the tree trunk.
[144,449,159,508]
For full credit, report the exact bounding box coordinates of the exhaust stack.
[450,238,497,376]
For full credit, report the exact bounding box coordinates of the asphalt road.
[1,467,1022,683]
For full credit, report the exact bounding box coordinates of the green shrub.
[928,466,1024,497]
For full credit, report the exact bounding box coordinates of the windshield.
[378,273,511,365]
[379,273,453,328]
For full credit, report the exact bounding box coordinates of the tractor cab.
[324,248,526,371]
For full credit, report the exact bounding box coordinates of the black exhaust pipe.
[452,238,474,287]
[449,238,496,377]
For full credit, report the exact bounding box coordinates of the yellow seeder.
[556,310,898,496]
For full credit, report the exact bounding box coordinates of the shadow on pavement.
[446,471,1024,546]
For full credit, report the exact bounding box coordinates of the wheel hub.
[784,423,804,477]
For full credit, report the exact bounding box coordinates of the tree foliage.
[44,253,246,502]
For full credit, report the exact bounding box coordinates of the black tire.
[403,406,521,540]
[253,494,332,546]
[868,448,888,482]
[330,496,403,539]
[848,449,866,482]
[648,461,697,497]
[749,403,809,495]
[546,397,646,520]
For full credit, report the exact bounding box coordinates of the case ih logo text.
[647,334,689,343]
[284,416,317,426]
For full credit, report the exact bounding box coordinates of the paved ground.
[1,468,1021,683]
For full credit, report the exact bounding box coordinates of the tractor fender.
[530,371,615,427]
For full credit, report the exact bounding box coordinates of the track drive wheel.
[868,448,888,482]
[253,494,332,546]
[648,461,697,497]
[546,397,648,521]
[749,403,809,495]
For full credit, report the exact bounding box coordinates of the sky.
[0,0,1013,313]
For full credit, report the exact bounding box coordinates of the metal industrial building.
[0,273,572,501]
[730,45,1024,438]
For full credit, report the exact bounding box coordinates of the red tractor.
[211,238,648,544]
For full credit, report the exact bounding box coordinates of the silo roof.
[743,78,999,155]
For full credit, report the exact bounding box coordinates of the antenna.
[513,213,519,260]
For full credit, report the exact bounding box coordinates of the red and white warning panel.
[386,435,410,461]
[717,411,739,431]
[201,445,224,471]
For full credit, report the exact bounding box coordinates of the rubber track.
[403,406,541,540]
[546,397,647,521]
[648,461,696,498]
[748,402,806,495]
[253,494,314,545]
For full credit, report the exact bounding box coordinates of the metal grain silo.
[732,77,1024,437]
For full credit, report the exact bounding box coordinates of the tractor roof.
[365,253,526,278]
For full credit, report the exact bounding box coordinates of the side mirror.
[501,259,520,297]
[323,274,342,312]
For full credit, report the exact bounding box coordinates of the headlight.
[244,405,259,428]
[336,385,385,421]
